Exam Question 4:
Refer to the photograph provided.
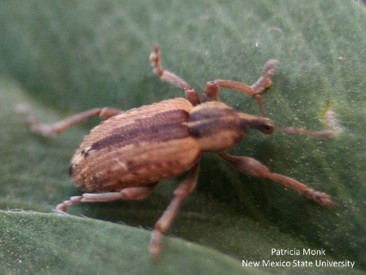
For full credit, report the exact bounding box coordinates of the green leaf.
[1,0,365,273]
[0,210,255,275]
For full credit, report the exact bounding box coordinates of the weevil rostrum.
[22,45,336,259]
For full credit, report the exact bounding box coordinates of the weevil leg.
[203,59,278,114]
[55,184,158,213]
[149,163,200,260]
[17,104,122,136]
[219,152,335,207]
[150,45,200,106]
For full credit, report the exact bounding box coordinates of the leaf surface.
[0,0,365,273]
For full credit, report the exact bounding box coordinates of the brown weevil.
[21,45,335,259]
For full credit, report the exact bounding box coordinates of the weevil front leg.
[203,59,278,114]
[17,104,122,137]
[219,152,335,207]
[56,183,158,212]
[150,45,200,106]
[150,163,200,260]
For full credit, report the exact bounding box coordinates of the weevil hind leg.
[55,183,158,213]
[150,163,200,260]
[203,59,278,115]
[219,152,335,207]
[150,45,200,106]
[17,104,123,137]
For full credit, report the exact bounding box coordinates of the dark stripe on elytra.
[86,109,190,154]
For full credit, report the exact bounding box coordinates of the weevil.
[21,45,335,259]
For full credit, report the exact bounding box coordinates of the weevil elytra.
[21,45,335,259]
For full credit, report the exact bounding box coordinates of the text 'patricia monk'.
[271,248,326,256]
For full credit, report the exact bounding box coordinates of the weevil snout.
[252,117,274,134]
[239,113,274,134]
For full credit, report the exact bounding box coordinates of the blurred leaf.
[1,0,365,273]
[0,210,254,275]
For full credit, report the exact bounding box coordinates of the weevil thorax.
[188,101,244,152]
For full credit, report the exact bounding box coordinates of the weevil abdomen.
[70,98,200,192]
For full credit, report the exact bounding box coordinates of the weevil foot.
[263,59,279,78]
[30,122,57,137]
[307,191,336,207]
[55,195,83,213]
[15,103,56,137]
[149,231,162,262]
[150,45,163,77]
